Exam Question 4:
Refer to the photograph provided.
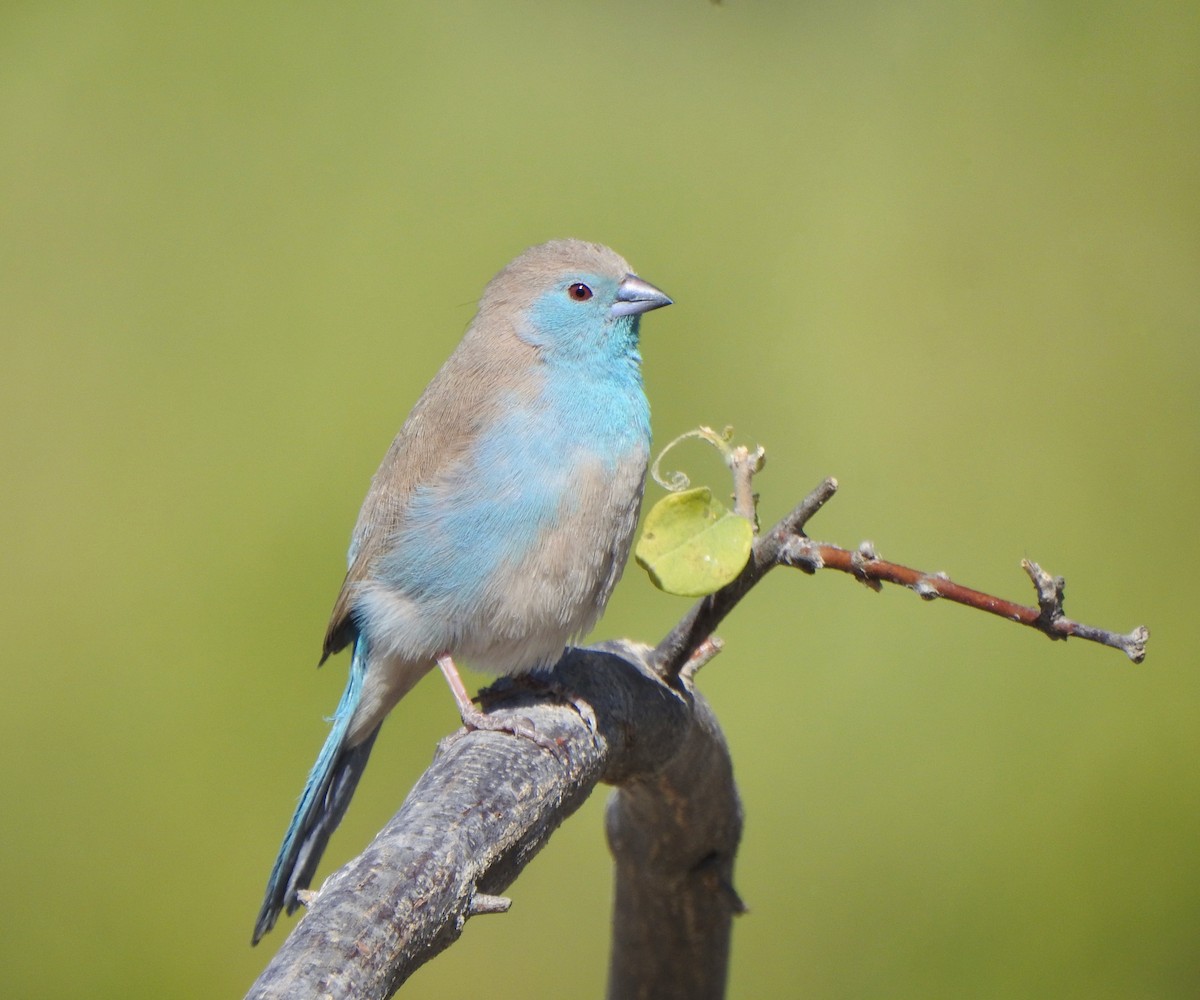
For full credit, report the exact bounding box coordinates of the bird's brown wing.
[319,327,541,662]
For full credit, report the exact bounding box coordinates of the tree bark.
[606,691,743,1000]
[245,640,741,1000]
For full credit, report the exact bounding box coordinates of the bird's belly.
[357,449,646,675]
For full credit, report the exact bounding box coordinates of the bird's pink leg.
[436,654,565,759]
[436,653,480,721]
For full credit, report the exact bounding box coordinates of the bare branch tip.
[467,893,512,917]
[1022,558,1066,621]
[681,636,725,680]
[721,878,749,917]
[1122,625,1150,663]
[780,476,840,539]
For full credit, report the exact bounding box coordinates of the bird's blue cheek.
[521,294,604,352]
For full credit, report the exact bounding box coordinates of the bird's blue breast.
[369,356,649,656]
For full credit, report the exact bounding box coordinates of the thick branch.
[607,686,744,1000]
[245,641,741,1000]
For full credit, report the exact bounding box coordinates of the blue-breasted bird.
[252,239,671,943]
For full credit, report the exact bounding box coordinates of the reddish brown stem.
[653,477,1150,679]
[785,540,1149,662]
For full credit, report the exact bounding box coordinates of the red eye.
[567,282,593,301]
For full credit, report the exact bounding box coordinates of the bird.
[252,239,672,944]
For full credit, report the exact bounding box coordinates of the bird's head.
[480,239,672,365]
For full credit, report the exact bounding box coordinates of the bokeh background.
[3,2,1196,997]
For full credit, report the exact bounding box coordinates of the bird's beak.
[610,274,673,318]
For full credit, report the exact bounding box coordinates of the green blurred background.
[2,2,1196,997]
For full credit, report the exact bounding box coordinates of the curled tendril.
[651,425,738,492]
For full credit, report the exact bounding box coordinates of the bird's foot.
[457,699,567,761]
[487,671,597,734]
[437,654,566,761]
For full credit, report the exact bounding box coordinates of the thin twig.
[652,476,1149,679]
[783,539,1149,662]
[728,444,765,530]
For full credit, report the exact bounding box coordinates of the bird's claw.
[458,702,568,763]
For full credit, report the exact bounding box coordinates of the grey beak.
[610,274,673,318]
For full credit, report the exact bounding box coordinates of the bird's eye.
[567,282,593,301]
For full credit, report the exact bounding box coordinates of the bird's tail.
[252,638,379,945]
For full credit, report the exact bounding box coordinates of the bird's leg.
[436,654,566,759]
[436,653,480,719]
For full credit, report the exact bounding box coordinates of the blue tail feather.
[252,638,377,944]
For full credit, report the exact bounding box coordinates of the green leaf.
[635,487,754,597]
